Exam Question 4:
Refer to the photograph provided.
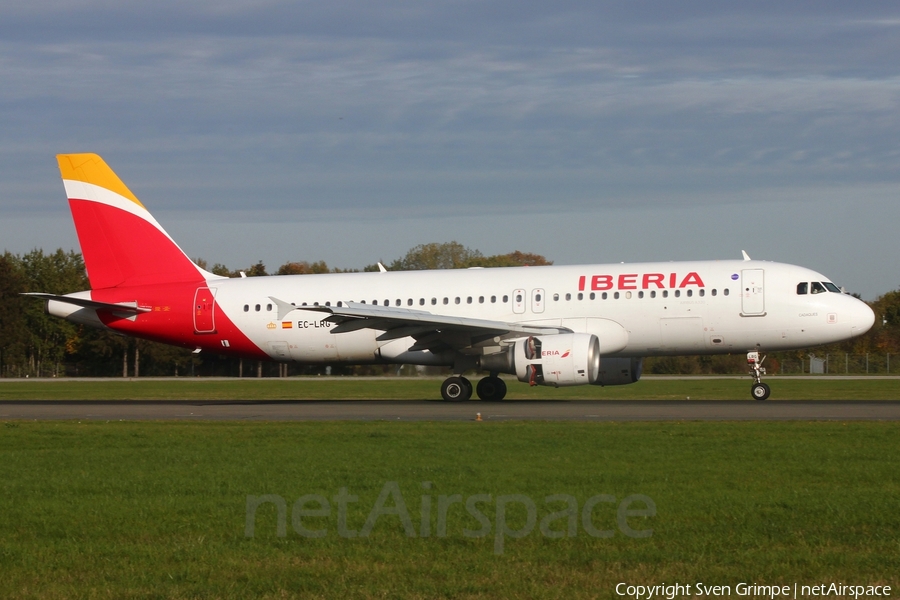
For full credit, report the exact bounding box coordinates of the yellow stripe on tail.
[57,153,144,208]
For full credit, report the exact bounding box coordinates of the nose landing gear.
[748,351,770,401]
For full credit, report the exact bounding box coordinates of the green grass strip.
[0,421,898,599]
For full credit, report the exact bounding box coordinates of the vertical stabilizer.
[58,153,213,289]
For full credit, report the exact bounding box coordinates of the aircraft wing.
[289,299,571,353]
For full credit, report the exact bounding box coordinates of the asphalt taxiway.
[2,400,899,421]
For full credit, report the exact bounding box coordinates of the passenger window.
[431,298,437,305]
[395,299,401,306]
[625,291,632,299]
[650,291,656,299]
[577,292,583,300]
[255,304,260,311]
[724,289,729,296]
[516,294,523,303]
[479,296,484,304]
[638,291,644,299]
[373,300,378,305]
[325,301,330,307]
[243,305,249,312]
[455,297,460,304]
[797,282,808,295]
[602,292,608,300]
[711,289,717,297]
[590,292,595,300]
[337,301,343,307]
[407,299,413,306]
[662,291,668,298]
[674,290,680,298]
[267,304,273,311]
[553,293,559,301]
[491,296,497,303]
[811,282,827,294]
[503,295,509,303]
[699,289,705,297]
[534,294,541,302]
[467,297,473,304]
[614,292,620,299]
[443,298,449,305]
[565,293,571,301]
[686,290,692,297]
[384,299,389,306]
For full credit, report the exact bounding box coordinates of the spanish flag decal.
[282,322,293,329]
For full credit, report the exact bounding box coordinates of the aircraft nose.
[850,299,875,337]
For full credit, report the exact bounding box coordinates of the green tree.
[276,261,330,275]
[0,252,28,376]
[244,261,268,277]
[388,242,483,271]
[19,249,88,377]
[470,250,553,268]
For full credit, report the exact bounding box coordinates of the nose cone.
[850,299,875,337]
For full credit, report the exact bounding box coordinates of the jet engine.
[482,333,600,387]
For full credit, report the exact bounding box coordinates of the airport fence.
[775,353,893,375]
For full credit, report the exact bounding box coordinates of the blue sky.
[2,1,899,298]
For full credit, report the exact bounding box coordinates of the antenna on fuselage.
[741,250,751,261]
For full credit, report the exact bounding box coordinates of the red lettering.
[578,275,586,292]
[642,273,665,289]
[670,273,677,288]
[679,272,705,288]
[591,275,613,291]
[618,274,637,290]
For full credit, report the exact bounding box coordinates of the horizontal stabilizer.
[22,293,151,314]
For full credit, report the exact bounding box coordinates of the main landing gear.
[748,351,771,401]
[440,374,507,401]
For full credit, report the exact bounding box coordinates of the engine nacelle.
[591,357,643,386]
[510,333,601,387]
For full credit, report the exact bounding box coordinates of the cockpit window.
[797,282,808,295]
[810,282,827,294]
[823,282,841,293]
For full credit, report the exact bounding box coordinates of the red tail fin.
[58,154,212,289]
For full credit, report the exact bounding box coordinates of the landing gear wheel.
[441,376,472,402]
[747,351,770,401]
[476,376,507,401]
[751,382,771,401]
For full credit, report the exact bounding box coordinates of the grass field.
[2,376,900,400]
[1,379,898,598]
[1,419,899,599]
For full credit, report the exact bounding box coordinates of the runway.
[2,400,900,421]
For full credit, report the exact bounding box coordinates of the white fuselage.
[205,259,874,364]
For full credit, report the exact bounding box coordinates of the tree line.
[1,245,898,378]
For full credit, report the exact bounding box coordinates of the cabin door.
[741,269,766,315]
[193,287,217,333]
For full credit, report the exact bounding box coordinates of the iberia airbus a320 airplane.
[29,154,876,401]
